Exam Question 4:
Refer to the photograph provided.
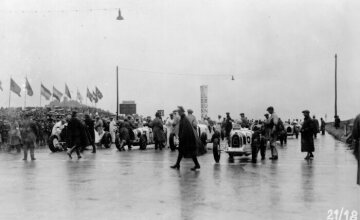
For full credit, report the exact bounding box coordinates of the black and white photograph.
[0,0,359,219]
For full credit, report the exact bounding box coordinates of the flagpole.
[24,77,27,109]
[8,77,11,109]
[40,83,42,107]
[116,66,119,120]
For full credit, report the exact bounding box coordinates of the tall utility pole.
[334,54,338,118]
[116,66,119,120]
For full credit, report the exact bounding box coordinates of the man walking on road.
[267,106,279,160]
[67,111,88,159]
[171,106,201,171]
[301,110,315,160]
[352,114,360,185]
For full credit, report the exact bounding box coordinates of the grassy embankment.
[325,119,353,144]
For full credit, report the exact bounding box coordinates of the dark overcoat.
[119,121,130,141]
[352,114,360,185]
[300,116,315,152]
[178,114,202,158]
[67,117,91,148]
[149,117,165,142]
[84,117,95,144]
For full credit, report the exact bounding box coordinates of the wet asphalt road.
[0,134,359,220]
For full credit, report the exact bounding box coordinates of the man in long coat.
[149,112,165,150]
[301,110,315,160]
[84,114,96,153]
[67,111,90,159]
[267,106,279,160]
[171,106,201,171]
[187,109,198,129]
[351,114,360,185]
[312,115,320,139]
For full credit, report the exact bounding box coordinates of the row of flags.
[2,78,103,104]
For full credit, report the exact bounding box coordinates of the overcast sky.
[0,0,359,121]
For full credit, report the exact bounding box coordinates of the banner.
[10,78,21,97]
[87,88,93,102]
[95,86,103,99]
[65,84,71,99]
[200,85,208,120]
[41,84,51,100]
[25,77,33,96]
[92,91,98,103]
[0,80,2,91]
[53,86,63,102]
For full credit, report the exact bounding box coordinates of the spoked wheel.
[212,138,221,163]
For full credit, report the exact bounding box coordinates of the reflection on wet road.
[0,134,359,220]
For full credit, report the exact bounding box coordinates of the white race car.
[132,126,155,149]
[212,123,254,162]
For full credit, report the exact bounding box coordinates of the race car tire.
[102,132,112,148]
[48,135,61,152]
[139,135,147,150]
[212,138,220,163]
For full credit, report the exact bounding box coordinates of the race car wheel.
[139,135,147,150]
[169,133,177,151]
[48,135,60,152]
[212,138,220,163]
[102,132,112,148]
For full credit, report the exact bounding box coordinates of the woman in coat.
[149,112,165,150]
[171,106,201,171]
[300,110,315,160]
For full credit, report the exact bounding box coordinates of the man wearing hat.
[224,112,234,144]
[263,113,271,145]
[165,113,174,148]
[66,111,85,159]
[266,106,279,160]
[187,109,197,130]
[239,113,249,128]
[300,110,315,160]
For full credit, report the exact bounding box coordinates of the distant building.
[120,101,136,115]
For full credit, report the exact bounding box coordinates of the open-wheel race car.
[48,123,112,152]
[212,124,254,163]
[284,122,300,139]
[48,122,68,152]
[131,126,155,150]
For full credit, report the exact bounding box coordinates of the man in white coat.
[109,117,117,143]
[165,113,174,148]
